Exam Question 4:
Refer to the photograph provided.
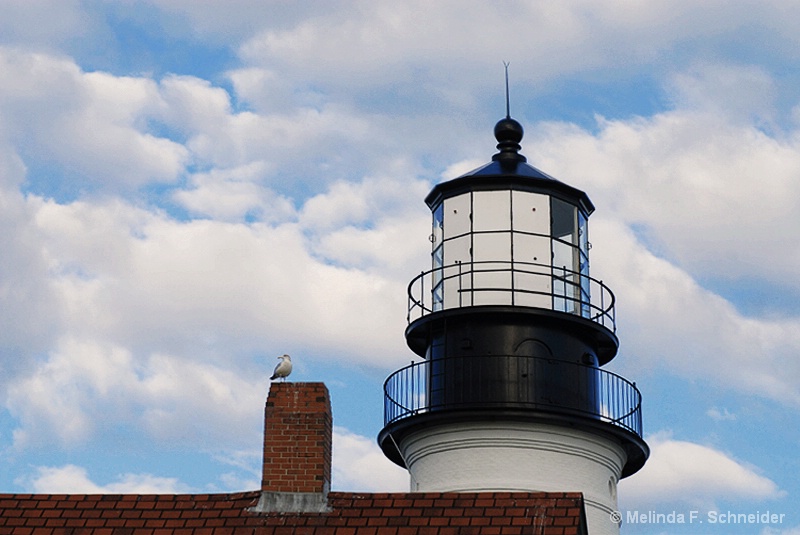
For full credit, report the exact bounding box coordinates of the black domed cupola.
[378,111,648,535]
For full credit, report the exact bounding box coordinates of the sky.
[1,1,799,533]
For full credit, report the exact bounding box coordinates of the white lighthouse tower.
[378,113,648,535]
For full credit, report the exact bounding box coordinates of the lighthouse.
[378,114,648,535]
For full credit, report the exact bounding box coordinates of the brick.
[553,516,577,527]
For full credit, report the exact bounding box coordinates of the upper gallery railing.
[407,260,616,332]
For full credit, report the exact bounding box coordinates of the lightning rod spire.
[503,61,511,118]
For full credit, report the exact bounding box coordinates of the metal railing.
[384,354,642,438]
[407,261,616,332]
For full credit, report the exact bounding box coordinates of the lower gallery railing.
[384,355,642,438]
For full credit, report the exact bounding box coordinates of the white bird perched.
[270,354,292,381]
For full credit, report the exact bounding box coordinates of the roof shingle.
[0,491,586,535]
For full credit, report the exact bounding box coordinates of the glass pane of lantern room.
[512,191,549,236]
[472,191,512,305]
[432,204,444,261]
[473,190,510,231]
[473,232,511,305]
[512,191,552,308]
[472,190,512,268]
[551,198,579,314]
[578,210,591,317]
[443,194,471,240]
[442,194,472,309]
[443,237,471,308]
[431,204,444,311]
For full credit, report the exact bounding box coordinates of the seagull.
[270,354,292,381]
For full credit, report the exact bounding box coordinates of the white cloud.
[0,48,188,189]
[299,172,429,231]
[20,181,419,362]
[530,67,800,291]
[138,353,266,446]
[666,63,777,125]
[620,432,783,510]
[332,427,408,492]
[226,67,300,114]
[5,338,267,450]
[706,407,737,422]
[441,159,486,181]
[113,0,800,77]
[0,183,64,379]
[173,162,294,222]
[158,71,412,188]
[3,171,432,449]
[18,464,191,494]
[590,217,800,406]
[0,1,90,49]
[140,0,326,41]
[299,174,430,277]
[233,0,800,108]
[213,449,262,491]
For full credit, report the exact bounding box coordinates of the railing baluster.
[458,261,463,308]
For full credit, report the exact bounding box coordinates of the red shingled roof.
[0,490,587,535]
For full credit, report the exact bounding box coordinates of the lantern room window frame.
[429,188,592,318]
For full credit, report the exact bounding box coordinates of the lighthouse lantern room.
[378,114,649,535]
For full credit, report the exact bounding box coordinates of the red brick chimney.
[254,382,332,512]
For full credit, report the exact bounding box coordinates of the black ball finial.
[492,117,526,166]
[494,117,524,144]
